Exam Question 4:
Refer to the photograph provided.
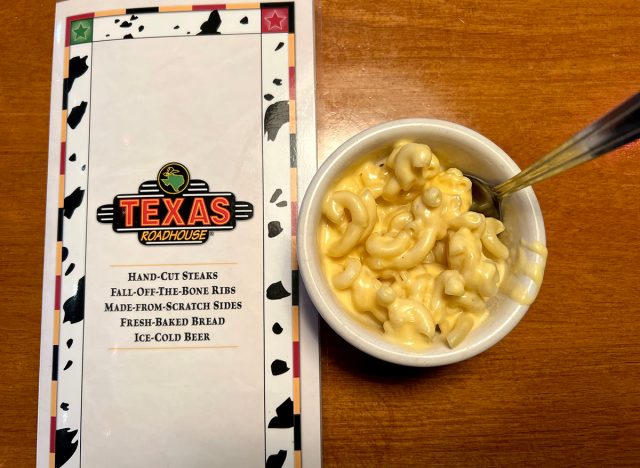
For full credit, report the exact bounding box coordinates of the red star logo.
[266,11,285,30]
[261,8,289,33]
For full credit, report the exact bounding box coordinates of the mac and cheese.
[318,142,541,350]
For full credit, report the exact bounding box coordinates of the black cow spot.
[61,247,69,261]
[120,21,133,28]
[81,164,86,171]
[114,19,120,23]
[130,14,139,20]
[264,94,274,101]
[187,31,191,34]
[273,78,282,86]
[60,402,69,411]
[266,450,287,468]
[174,25,180,29]
[276,200,287,208]
[123,33,134,39]
[268,221,283,238]
[198,10,221,35]
[67,56,88,92]
[63,187,85,219]
[267,281,290,300]
[63,360,73,371]
[63,276,85,324]
[264,101,289,141]
[270,188,283,203]
[275,42,284,51]
[106,34,110,37]
[268,398,294,428]
[138,25,145,32]
[66,339,73,348]
[68,153,76,162]
[271,359,289,376]
[64,263,75,276]
[55,428,78,468]
[240,16,248,24]
[67,101,87,129]
[272,322,283,334]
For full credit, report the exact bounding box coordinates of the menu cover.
[37,1,321,467]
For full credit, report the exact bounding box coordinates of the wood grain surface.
[1,0,639,466]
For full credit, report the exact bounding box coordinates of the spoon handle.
[494,92,640,199]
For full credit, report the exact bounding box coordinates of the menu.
[37,1,321,467]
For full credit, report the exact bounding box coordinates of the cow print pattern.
[55,428,78,468]
[268,398,294,428]
[271,359,290,376]
[264,101,289,141]
[261,29,297,466]
[266,450,287,468]
[267,281,291,300]
[268,221,283,238]
[92,9,259,42]
[66,102,87,129]
[55,10,299,467]
[56,39,93,466]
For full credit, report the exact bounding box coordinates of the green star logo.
[70,19,93,45]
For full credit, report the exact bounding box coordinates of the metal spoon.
[468,92,640,220]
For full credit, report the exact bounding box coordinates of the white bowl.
[298,119,546,366]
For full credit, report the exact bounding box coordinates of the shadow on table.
[319,319,454,383]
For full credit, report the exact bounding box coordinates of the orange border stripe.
[294,451,302,468]
[289,100,297,134]
[293,377,301,413]
[61,112,67,142]
[292,306,299,341]
[94,9,126,17]
[288,34,295,66]
[50,382,57,416]
[291,236,298,270]
[160,5,193,12]
[63,48,70,78]
[56,242,62,276]
[226,3,260,9]
[53,310,60,346]
[58,175,65,208]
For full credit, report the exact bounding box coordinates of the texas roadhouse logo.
[97,163,254,245]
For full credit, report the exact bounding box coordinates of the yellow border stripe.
[160,5,192,12]
[95,9,126,17]
[293,377,301,414]
[294,451,302,468]
[49,453,55,468]
[292,306,299,341]
[50,381,57,416]
[288,33,295,66]
[226,3,260,9]
[289,100,296,134]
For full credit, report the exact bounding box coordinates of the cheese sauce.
[317,142,546,350]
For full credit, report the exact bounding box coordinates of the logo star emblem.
[266,11,286,31]
[73,23,90,40]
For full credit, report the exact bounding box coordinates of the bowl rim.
[297,118,546,367]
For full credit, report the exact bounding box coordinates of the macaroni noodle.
[318,142,538,350]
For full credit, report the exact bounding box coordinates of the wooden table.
[1,0,639,466]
